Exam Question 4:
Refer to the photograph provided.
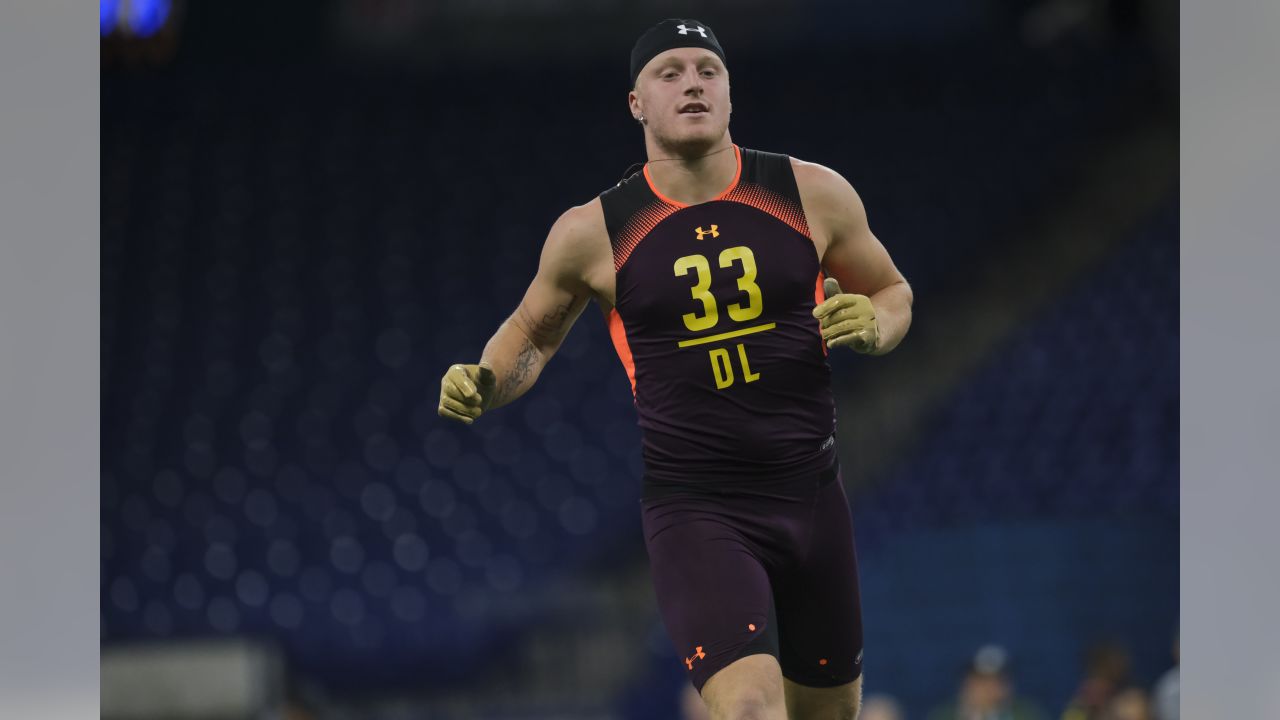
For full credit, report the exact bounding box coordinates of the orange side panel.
[815,272,829,357]
[608,308,637,396]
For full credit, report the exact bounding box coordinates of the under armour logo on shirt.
[676,24,707,38]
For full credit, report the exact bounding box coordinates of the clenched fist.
[438,363,496,425]
[813,278,880,354]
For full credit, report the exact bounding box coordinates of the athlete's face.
[629,48,731,154]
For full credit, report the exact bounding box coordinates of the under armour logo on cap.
[676,23,708,38]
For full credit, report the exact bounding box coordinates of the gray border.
[0,2,99,717]
[1181,0,1280,716]
[6,2,1280,717]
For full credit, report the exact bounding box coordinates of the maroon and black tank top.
[599,145,837,495]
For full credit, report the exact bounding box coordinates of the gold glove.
[812,278,880,354]
[437,363,496,424]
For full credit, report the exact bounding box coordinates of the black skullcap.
[629,19,727,89]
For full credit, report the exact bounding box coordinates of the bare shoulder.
[789,156,868,258]
[540,197,614,300]
[554,197,608,238]
[546,196,606,247]
[789,156,865,215]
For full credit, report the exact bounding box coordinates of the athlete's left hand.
[813,277,880,354]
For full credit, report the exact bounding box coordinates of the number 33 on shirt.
[673,245,769,390]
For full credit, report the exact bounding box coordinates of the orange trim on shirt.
[608,308,637,396]
[643,144,742,208]
[815,272,829,357]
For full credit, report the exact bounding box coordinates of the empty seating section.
[858,198,1178,543]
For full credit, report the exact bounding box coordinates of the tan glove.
[812,278,880,354]
[437,363,496,424]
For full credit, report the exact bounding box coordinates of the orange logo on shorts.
[685,645,706,669]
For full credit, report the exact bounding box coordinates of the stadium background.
[100,1,1178,718]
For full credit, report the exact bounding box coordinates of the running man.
[438,18,913,720]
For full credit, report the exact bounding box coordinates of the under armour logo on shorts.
[677,24,708,38]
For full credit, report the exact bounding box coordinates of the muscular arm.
[479,205,598,409]
[794,159,914,355]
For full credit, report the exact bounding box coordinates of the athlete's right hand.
[438,363,496,425]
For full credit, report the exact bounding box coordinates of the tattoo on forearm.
[517,295,580,345]
[493,337,540,406]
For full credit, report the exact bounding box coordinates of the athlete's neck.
[644,138,737,205]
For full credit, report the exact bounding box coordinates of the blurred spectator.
[1151,632,1178,720]
[861,693,906,720]
[1100,688,1152,720]
[1061,643,1132,720]
[283,703,316,720]
[928,644,1048,720]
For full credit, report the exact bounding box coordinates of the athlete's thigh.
[773,476,865,689]
[642,497,782,694]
